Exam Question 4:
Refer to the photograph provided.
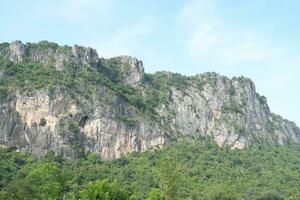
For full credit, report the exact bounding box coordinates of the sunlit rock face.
[0,41,299,160]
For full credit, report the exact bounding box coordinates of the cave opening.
[79,116,88,127]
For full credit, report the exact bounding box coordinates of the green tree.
[147,189,164,200]
[0,181,35,200]
[203,184,237,200]
[77,180,129,200]
[256,191,284,200]
[24,162,64,200]
[155,158,182,200]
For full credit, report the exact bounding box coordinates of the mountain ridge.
[0,40,299,160]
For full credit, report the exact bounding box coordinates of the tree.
[0,181,35,200]
[256,191,284,200]
[24,162,64,200]
[154,158,182,200]
[77,180,129,200]
[147,189,164,200]
[202,184,238,200]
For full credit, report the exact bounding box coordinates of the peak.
[72,44,98,58]
[194,72,225,79]
[105,55,144,85]
[11,40,24,45]
[109,55,143,67]
[0,40,300,162]
[9,40,26,62]
[0,41,100,70]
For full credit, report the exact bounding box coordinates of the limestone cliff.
[0,41,299,160]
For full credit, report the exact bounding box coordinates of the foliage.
[120,116,140,126]
[1,141,300,199]
[24,162,64,199]
[68,120,80,133]
[68,180,129,200]
[0,57,161,122]
[256,191,284,200]
[154,158,182,200]
[147,189,164,200]
[266,121,276,134]
[221,102,244,114]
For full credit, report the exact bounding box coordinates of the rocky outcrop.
[0,41,299,160]
[112,56,144,85]
[161,73,299,149]
[104,56,145,86]
[6,41,99,71]
[9,41,27,62]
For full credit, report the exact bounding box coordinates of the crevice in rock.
[39,118,47,126]
[79,116,88,127]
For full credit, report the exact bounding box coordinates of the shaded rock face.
[0,41,299,160]
[103,55,145,86]
[163,74,298,149]
[113,56,144,85]
[9,41,27,62]
[0,90,164,160]
[7,41,99,71]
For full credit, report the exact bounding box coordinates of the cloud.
[258,66,299,91]
[38,0,112,21]
[179,0,300,126]
[187,26,273,65]
[180,0,275,66]
[188,24,219,57]
[256,65,300,125]
[92,19,155,58]
[179,0,216,27]
[34,0,155,58]
[214,35,274,66]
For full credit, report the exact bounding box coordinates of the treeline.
[1,140,300,199]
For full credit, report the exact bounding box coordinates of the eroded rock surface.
[0,41,299,160]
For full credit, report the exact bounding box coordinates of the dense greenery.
[0,58,148,124]
[0,56,185,123]
[0,48,216,125]
[1,140,300,199]
[1,43,300,199]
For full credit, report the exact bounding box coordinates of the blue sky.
[1,0,299,126]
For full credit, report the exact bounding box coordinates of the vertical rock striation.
[0,41,299,160]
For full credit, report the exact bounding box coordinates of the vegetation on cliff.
[1,140,300,199]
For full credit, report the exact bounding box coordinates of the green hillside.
[1,140,300,200]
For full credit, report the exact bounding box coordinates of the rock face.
[5,41,99,70]
[9,41,27,62]
[103,55,145,85]
[0,41,299,160]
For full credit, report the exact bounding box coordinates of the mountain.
[0,41,299,160]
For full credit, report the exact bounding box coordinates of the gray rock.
[9,41,27,62]
[105,56,145,85]
[72,45,99,67]
[0,41,299,160]
[4,41,100,71]
[115,56,144,85]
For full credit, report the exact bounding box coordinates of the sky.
[1,0,299,126]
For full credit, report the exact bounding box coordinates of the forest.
[1,139,300,200]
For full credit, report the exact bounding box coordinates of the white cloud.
[179,0,300,125]
[258,66,299,91]
[188,24,219,57]
[179,0,216,28]
[187,26,273,65]
[180,0,275,66]
[256,66,300,125]
[215,35,274,65]
[93,19,155,58]
[39,0,112,21]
